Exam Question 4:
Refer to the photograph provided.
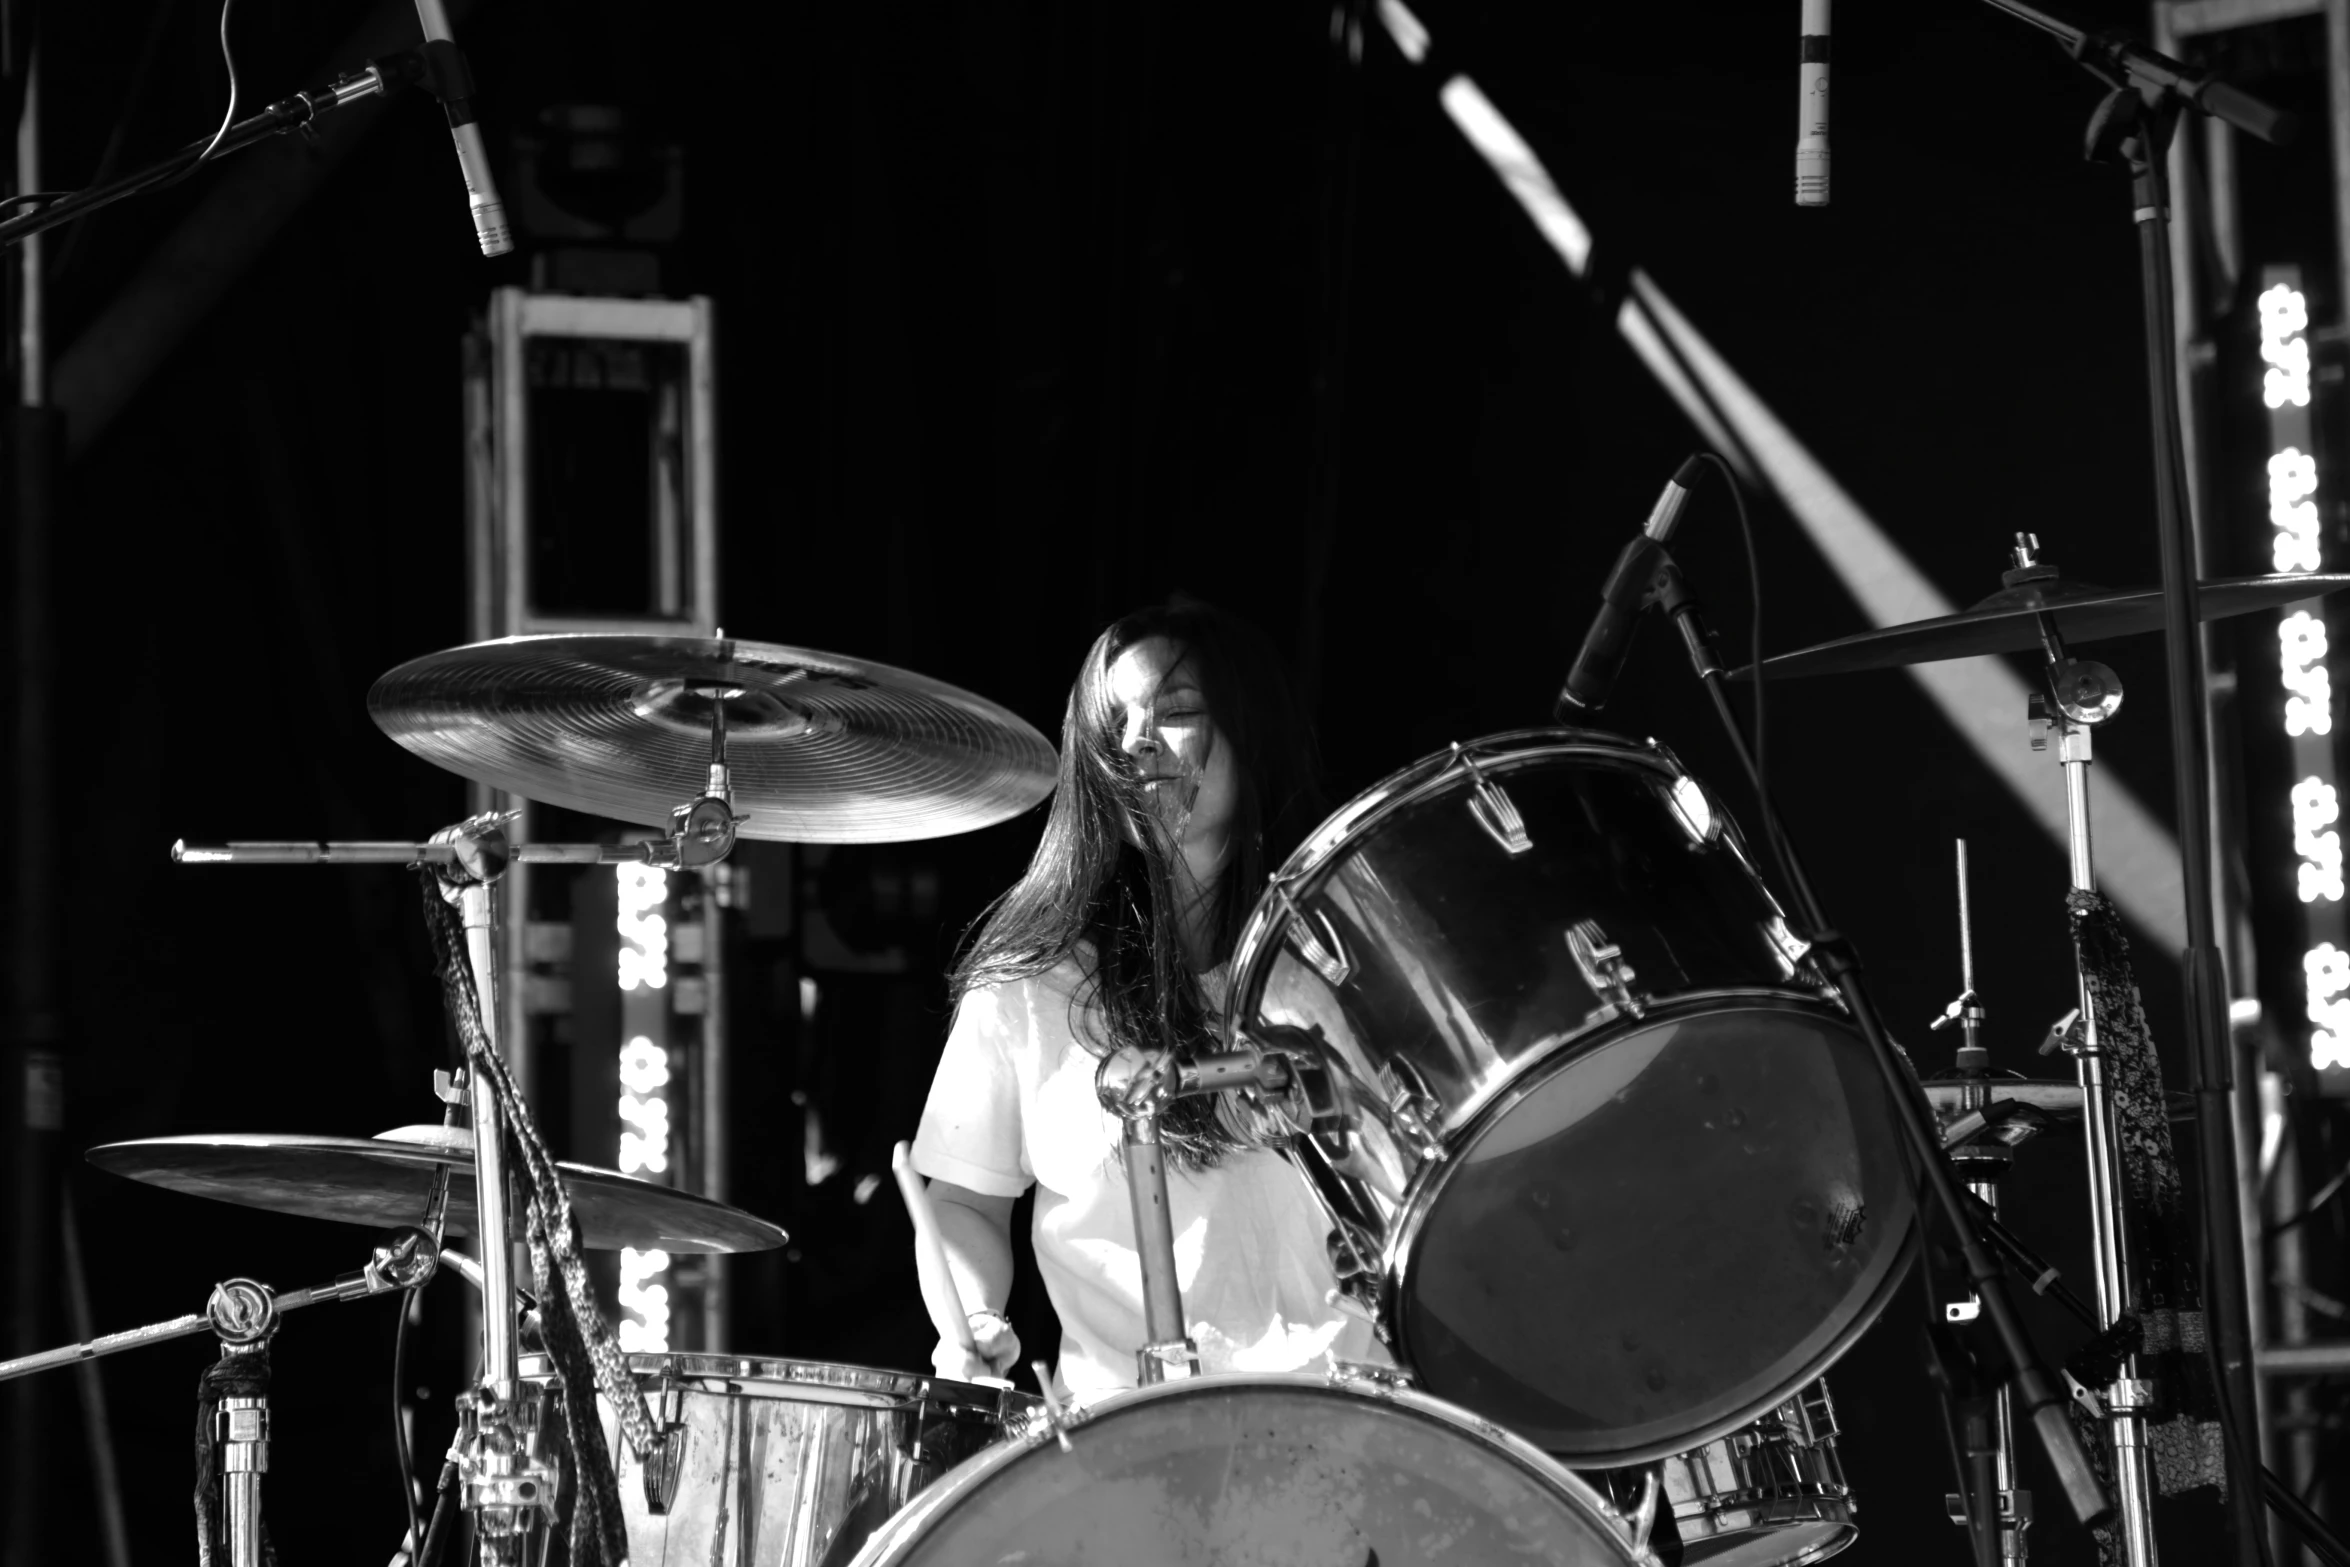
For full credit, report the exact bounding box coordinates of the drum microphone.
[412,0,513,256]
[1555,455,1707,717]
[1795,0,1830,207]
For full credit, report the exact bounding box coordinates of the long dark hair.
[950,598,1326,1168]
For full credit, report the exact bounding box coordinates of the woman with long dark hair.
[908,599,1382,1401]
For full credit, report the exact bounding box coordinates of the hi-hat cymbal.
[1735,573,2350,681]
[89,1126,787,1254]
[368,634,1057,843]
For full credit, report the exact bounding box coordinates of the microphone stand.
[1644,557,2116,1530]
[0,53,426,250]
[1958,8,2290,1562]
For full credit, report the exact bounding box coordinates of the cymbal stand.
[1930,838,2033,1563]
[2004,534,2160,1567]
[416,822,550,1560]
[1096,1049,1296,1385]
[1647,554,2114,1528]
[170,710,749,1558]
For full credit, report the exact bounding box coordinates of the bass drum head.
[1398,999,1914,1463]
[851,1376,1642,1567]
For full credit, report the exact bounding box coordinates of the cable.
[392,1287,422,1559]
[150,0,239,194]
[196,0,240,164]
[2268,1157,2349,1238]
[1693,451,1799,908]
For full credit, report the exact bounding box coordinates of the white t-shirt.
[911,956,1384,1404]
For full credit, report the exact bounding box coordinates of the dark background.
[4,0,2347,1561]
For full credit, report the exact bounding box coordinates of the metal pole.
[2056,719,2163,1567]
[2130,112,2271,1567]
[220,1391,265,1567]
[457,881,517,1390]
[4,23,63,1565]
[1953,838,2031,1564]
[702,867,729,1350]
[1119,1111,1196,1385]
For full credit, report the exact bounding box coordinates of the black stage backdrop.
[5,0,2321,1560]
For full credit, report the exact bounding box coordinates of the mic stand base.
[1653,560,2113,1528]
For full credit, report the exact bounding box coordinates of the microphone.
[1556,456,1707,716]
[412,0,513,257]
[1796,0,1830,207]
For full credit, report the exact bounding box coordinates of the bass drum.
[845,1373,1652,1566]
[1225,730,1916,1465]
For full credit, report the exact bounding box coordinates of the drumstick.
[892,1141,979,1356]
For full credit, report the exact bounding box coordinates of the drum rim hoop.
[513,1350,1037,1419]
[851,1371,1649,1564]
[1376,993,1918,1467]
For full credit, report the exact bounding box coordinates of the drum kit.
[0,547,2341,1567]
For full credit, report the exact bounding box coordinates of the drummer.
[908,598,1384,1403]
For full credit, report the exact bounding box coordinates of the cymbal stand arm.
[0,1230,441,1386]
[1651,556,2114,1527]
[173,838,696,867]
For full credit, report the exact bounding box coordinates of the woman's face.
[1105,635,1239,875]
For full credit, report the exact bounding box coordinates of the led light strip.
[2259,271,2349,1074]
[616,863,675,1350]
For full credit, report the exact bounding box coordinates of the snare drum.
[524,1352,1036,1567]
[846,1372,1652,1565]
[1226,730,1916,1465]
[1662,1380,1856,1566]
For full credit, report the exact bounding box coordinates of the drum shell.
[1226,730,1915,1463]
[523,1352,1035,1567]
[846,1372,1653,1566]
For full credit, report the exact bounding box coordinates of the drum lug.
[1278,893,1353,988]
[1376,1059,1448,1164]
[1566,919,1645,1022]
[639,1377,687,1516]
[1453,743,1534,855]
[1797,1377,1842,1442]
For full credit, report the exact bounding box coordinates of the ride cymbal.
[368,634,1057,843]
[89,1126,788,1254]
[1735,573,2350,681]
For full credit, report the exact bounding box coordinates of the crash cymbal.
[368,634,1057,843]
[89,1126,787,1254]
[1735,573,2350,681]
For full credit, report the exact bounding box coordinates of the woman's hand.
[933,1308,1022,1382]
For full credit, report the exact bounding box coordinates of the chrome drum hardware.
[1659,1379,1857,1567]
[1226,730,1916,1465]
[524,1353,1035,1567]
